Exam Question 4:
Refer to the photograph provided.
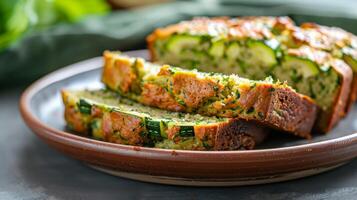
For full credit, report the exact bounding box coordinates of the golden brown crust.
[147,16,294,41]
[297,22,357,50]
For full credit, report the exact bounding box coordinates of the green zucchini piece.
[178,125,195,137]
[166,35,201,54]
[245,40,278,67]
[146,119,166,141]
[209,40,225,57]
[283,56,320,78]
[77,99,92,115]
[226,42,242,60]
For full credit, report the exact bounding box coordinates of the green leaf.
[0,0,109,50]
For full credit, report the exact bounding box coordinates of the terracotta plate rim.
[19,50,357,159]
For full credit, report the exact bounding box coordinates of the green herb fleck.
[139,131,147,137]
[309,83,317,99]
[202,141,211,149]
[236,90,241,99]
[290,69,302,83]
[77,99,92,115]
[168,68,175,75]
[178,113,184,118]
[246,107,255,114]
[91,120,99,129]
[177,99,186,106]
[336,76,342,85]
[208,72,216,76]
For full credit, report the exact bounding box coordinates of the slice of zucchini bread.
[147,17,353,132]
[102,51,318,138]
[147,17,295,79]
[281,22,357,113]
[62,89,268,150]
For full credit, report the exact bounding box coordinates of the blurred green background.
[0,0,109,50]
[0,0,356,88]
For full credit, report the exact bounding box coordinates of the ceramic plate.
[20,50,357,186]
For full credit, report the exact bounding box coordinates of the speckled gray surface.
[1,88,357,200]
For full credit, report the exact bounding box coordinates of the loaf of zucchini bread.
[147,17,353,132]
[102,51,318,138]
[62,89,268,150]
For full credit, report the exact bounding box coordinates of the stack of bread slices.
[62,16,357,150]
